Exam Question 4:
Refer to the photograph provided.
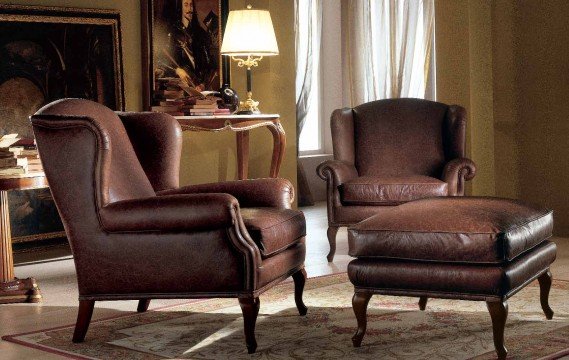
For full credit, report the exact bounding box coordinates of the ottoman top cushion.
[348,197,553,264]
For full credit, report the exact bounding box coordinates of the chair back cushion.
[352,98,449,177]
[117,112,182,192]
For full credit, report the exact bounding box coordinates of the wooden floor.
[1,202,568,359]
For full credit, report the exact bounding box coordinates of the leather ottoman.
[347,197,556,359]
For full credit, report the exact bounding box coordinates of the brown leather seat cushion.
[348,197,553,264]
[241,208,306,258]
[340,175,448,205]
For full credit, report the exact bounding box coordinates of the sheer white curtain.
[295,0,322,152]
[343,0,435,106]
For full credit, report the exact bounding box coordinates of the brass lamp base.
[237,91,260,114]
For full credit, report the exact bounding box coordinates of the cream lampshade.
[221,5,279,114]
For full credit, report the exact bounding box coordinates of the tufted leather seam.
[348,235,552,265]
[351,228,552,236]
[502,211,553,234]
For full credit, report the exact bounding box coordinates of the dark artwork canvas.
[0,5,123,243]
[8,189,65,243]
[0,5,124,138]
[142,0,228,110]
[153,0,221,91]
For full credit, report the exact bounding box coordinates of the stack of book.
[0,147,23,176]
[152,78,186,116]
[0,135,44,177]
[11,142,43,173]
[152,77,230,116]
[182,98,230,116]
[0,134,25,176]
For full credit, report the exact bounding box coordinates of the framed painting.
[0,5,124,139]
[0,4,124,242]
[8,188,65,243]
[141,0,230,110]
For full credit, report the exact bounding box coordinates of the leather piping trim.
[353,267,551,302]
[348,235,552,264]
[350,218,553,235]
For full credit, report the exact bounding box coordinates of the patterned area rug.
[4,273,569,359]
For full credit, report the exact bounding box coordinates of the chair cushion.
[340,175,448,205]
[240,208,306,258]
[348,197,553,264]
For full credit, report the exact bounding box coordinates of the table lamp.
[221,5,279,114]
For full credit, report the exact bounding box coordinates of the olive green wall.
[436,0,569,234]
[5,0,298,200]
[514,0,569,234]
[435,0,495,197]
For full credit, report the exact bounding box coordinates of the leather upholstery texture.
[318,98,476,227]
[348,197,553,264]
[340,175,448,205]
[31,98,306,299]
[348,241,556,298]
[241,208,306,258]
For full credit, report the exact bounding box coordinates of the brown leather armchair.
[317,98,476,262]
[31,99,307,354]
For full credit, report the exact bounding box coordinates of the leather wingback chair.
[31,99,307,354]
[317,98,476,262]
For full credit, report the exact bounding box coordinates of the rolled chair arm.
[99,193,239,232]
[316,160,358,186]
[157,178,294,209]
[442,158,476,196]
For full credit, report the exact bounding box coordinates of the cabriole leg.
[352,291,372,347]
[292,268,308,315]
[239,297,260,354]
[327,226,339,262]
[538,270,554,319]
[487,300,508,360]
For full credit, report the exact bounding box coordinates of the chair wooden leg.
[137,299,151,313]
[487,300,508,360]
[352,291,372,347]
[327,226,339,262]
[419,296,428,311]
[72,300,95,343]
[292,268,308,316]
[538,270,554,319]
[239,297,260,354]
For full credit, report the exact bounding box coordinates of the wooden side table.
[0,173,47,304]
[176,114,285,179]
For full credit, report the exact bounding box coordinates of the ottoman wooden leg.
[352,291,372,347]
[419,296,428,311]
[487,300,508,360]
[538,269,554,319]
[327,226,339,262]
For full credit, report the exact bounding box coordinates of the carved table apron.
[176,114,285,179]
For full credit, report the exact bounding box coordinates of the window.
[295,1,435,155]
[295,0,322,154]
